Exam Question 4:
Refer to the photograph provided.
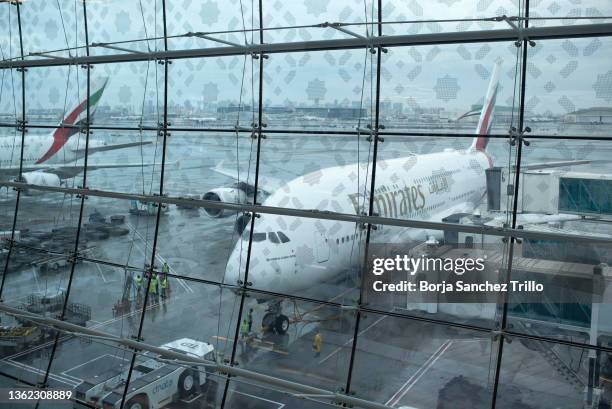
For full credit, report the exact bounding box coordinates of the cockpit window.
[268,232,280,243]
[277,232,290,243]
[252,233,266,242]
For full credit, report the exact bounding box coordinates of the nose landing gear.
[262,300,290,334]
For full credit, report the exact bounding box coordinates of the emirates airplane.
[208,62,590,333]
[0,78,150,193]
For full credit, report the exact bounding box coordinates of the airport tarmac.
[0,130,609,408]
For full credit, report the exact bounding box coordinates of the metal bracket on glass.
[243,122,267,139]
[494,15,536,47]
[79,64,93,70]
[320,22,387,54]
[187,32,246,50]
[509,126,531,146]
[151,193,167,209]
[79,120,89,135]
[491,329,503,341]
[91,43,147,55]
[28,52,69,61]
[76,186,89,200]
[250,53,269,60]
[67,252,79,265]
[322,22,368,40]
[15,119,27,132]
[357,124,385,143]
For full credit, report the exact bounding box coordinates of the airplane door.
[314,232,329,263]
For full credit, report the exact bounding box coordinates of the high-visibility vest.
[240,321,249,335]
[313,334,322,352]
[160,278,168,289]
[149,277,158,294]
[162,263,170,274]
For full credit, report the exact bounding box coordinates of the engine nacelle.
[202,188,247,218]
[18,172,62,195]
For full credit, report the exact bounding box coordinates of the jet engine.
[202,188,247,218]
[17,172,62,195]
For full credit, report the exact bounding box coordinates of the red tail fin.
[470,62,501,152]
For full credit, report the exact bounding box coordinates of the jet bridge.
[485,168,612,217]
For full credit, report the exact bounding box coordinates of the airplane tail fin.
[470,62,501,152]
[36,77,109,164]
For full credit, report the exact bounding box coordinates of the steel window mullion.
[117,1,169,408]
[220,2,265,408]
[0,0,26,301]
[490,2,531,409]
[37,0,93,394]
[345,0,384,397]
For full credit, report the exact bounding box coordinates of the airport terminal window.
[252,233,267,242]
[1,2,612,409]
[277,232,290,243]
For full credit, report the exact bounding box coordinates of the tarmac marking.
[385,339,452,407]
[31,266,41,293]
[318,315,387,365]
[61,353,129,379]
[0,360,79,387]
[232,391,285,408]
[95,262,108,283]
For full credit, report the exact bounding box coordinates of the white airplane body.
[204,62,594,333]
[223,145,491,298]
[0,78,151,191]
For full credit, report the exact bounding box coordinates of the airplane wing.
[211,161,286,195]
[72,141,152,156]
[0,162,156,181]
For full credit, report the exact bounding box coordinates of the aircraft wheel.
[275,314,290,334]
[178,369,197,397]
[125,395,148,409]
[262,313,275,332]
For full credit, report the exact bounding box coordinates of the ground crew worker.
[313,330,322,358]
[247,308,254,332]
[240,319,250,355]
[162,262,170,274]
[160,275,168,300]
[149,273,158,303]
[134,273,143,296]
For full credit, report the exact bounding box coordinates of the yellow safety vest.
[149,277,158,294]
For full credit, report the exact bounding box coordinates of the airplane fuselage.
[225,148,492,297]
[0,133,104,168]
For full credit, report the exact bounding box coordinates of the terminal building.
[0,2,611,409]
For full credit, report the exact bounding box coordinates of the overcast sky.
[1,0,611,115]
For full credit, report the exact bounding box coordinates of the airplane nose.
[224,242,248,286]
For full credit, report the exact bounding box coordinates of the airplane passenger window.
[277,232,290,243]
[268,232,280,243]
[252,233,266,242]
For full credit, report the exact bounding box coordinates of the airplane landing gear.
[262,300,289,334]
